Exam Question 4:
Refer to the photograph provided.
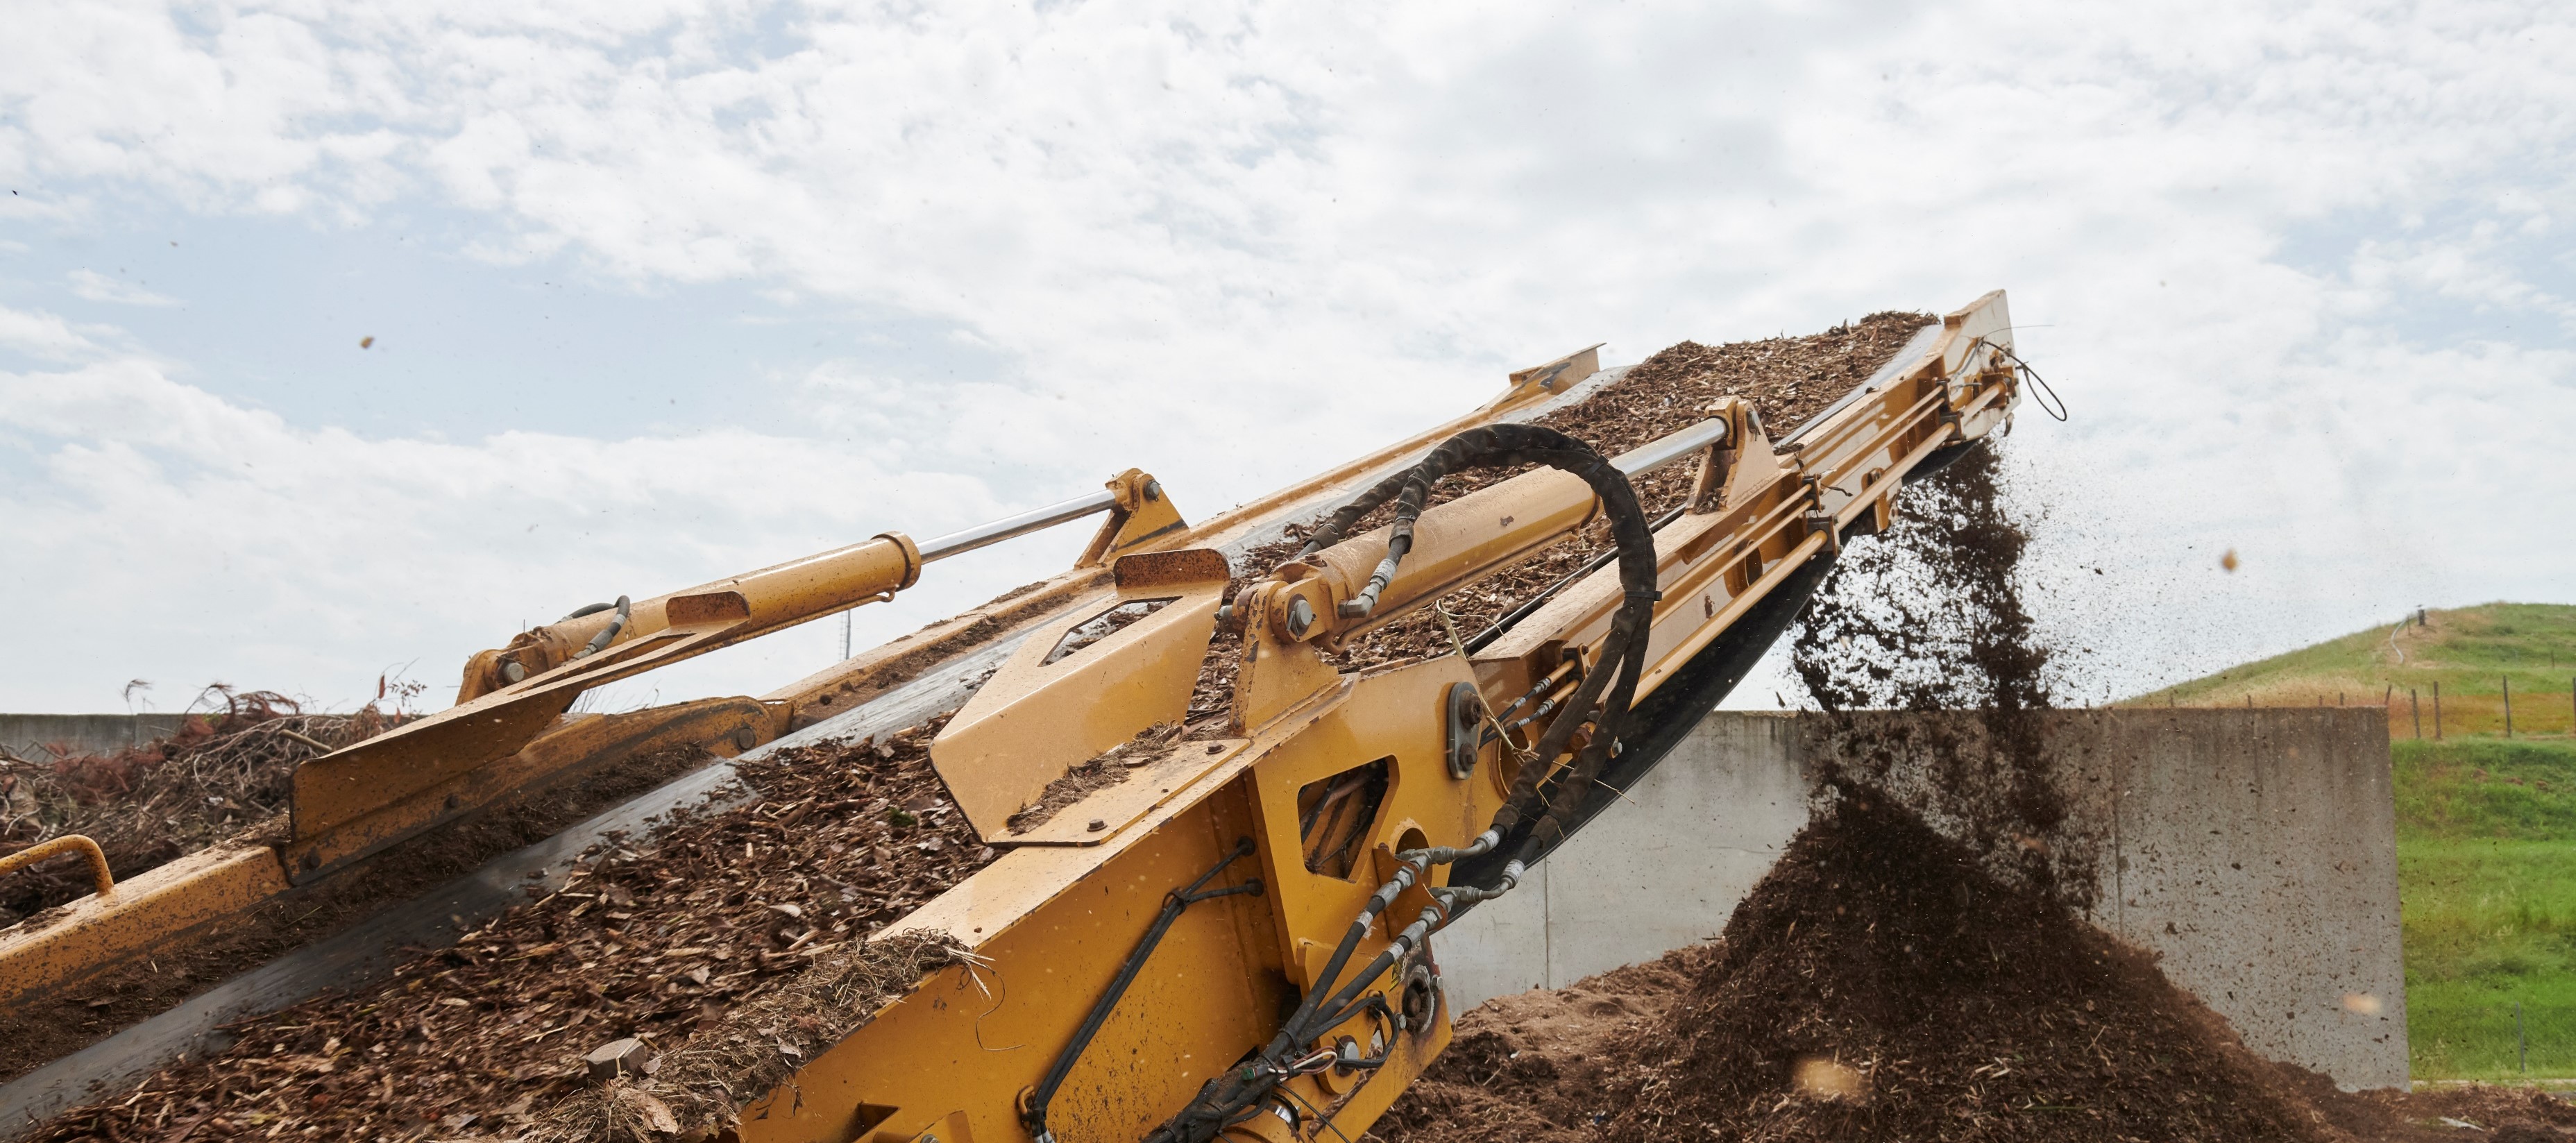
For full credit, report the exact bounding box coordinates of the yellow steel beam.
[0,841,287,1010]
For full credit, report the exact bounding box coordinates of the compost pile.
[1381,795,2335,1142]
[1187,312,1935,723]
[33,721,992,1143]
[0,686,411,924]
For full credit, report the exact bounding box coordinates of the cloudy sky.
[2,0,2568,715]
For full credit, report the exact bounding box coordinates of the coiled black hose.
[1147,424,1661,1142]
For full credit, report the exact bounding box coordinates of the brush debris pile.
[0,686,412,924]
[33,722,992,1143]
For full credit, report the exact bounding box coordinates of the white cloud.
[2,0,2573,708]
[66,269,178,307]
[0,328,1060,711]
[0,304,101,361]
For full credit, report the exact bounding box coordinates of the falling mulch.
[1375,373,2333,1143]
[1,686,412,926]
[1787,443,2107,902]
[1185,312,1938,727]
[28,720,995,1142]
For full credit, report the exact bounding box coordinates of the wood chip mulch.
[31,720,992,1143]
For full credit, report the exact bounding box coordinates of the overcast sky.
[3,1,2569,715]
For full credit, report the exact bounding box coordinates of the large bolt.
[501,659,527,684]
[1143,479,1162,502]
[1285,597,1316,640]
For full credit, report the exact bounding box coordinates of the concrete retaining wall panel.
[0,714,188,759]
[2097,709,2404,1089]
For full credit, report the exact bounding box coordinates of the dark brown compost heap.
[31,722,992,1142]
[1602,794,2328,1140]
[1382,796,2334,1142]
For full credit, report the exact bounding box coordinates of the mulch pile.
[1,686,412,926]
[32,720,994,1143]
[1382,793,2323,1141]
[1382,795,2576,1142]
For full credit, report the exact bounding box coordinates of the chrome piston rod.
[915,488,1120,562]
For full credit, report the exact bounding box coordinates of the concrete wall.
[1431,708,2408,1090]
[0,714,188,760]
[1433,713,1812,1003]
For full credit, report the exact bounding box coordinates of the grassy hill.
[2134,602,2576,740]
[2138,603,2576,1079]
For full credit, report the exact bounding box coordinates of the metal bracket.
[1443,681,1482,780]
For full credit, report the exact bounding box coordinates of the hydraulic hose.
[1149,425,1661,1143]
[572,595,631,659]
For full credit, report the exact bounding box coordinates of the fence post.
[2412,689,2422,740]
[2505,675,2514,738]
[2518,1001,2527,1075]
[2435,682,2443,740]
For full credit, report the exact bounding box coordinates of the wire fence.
[2412,1003,2576,1080]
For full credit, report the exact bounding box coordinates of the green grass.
[2396,737,2576,1078]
